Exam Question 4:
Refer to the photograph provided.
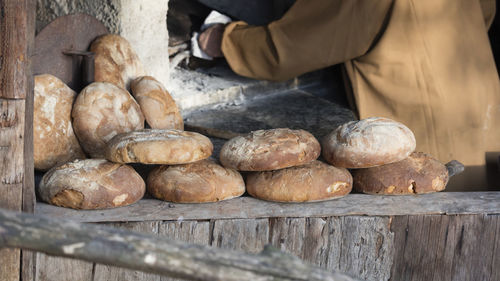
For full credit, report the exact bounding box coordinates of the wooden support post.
[0,0,35,280]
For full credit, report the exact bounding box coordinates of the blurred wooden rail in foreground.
[0,208,359,281]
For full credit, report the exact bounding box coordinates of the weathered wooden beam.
[30,214,500,281]
[0,208,359,281]
[0,0,35,279]
[0,0,32,99]
[35,192,500,223]
[21,1,36,281]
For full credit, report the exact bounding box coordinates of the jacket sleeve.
[221,0,393,81]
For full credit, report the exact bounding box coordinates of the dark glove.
[198,23,226,58]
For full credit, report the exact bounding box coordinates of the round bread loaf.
[322,117,416,168]
[105,129,213,164]
[220,128,320,171]
[131,76,183,130]
[72,82,144,158]
[147,159,245,203]
[246,160,352,202]
[38,159,145,209]
[34,74,86,171]
[353,152,448,195]
[90,34,146,89]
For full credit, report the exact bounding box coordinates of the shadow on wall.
[488,0,500,72]
[447,152,500,191]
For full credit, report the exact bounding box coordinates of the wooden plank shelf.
[35,192,500,223]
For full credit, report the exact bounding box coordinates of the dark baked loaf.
[246,160,352,202]
[105,129,213,164]
[353,152,448,195]
[147,159,245,203]
[322,117,416,168]
[38,159,145,209]
[220,128,321,171]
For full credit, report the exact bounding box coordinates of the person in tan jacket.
[199,0,500,190]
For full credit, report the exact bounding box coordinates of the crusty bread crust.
[130,76,183,130]
[72,82,144,158]
[105,129,213,164]
[353,152,448,195]
[147,159,245,203]
[90,34,146,90]
[34,74,85,171]
[322,117,416,168]
[220,128,320,171]
[246,160,352,202]
[39,159,145,209]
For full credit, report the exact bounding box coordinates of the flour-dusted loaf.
[34,74,85,171]
[246,160,352,202]
[38,159,145,209]
[90,34,146,90]
[130,76,183,130]
[220,128,320,171]
[147,159,245,203]
[105,129,213,164]
[72,82,144,158]
[322,117,416,168]
[353,152,448,195]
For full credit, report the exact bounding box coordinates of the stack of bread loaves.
[36,34,146,209]
[105,129,246,203]
[321,117,450,195]
[220,128,353,202]
[33,35,163,209]
[35,75,148,209]
[37,34,246,208]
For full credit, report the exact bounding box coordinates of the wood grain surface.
[22,213,500,281]
[212,219,270,253]
[159,221,211,281]
[0,0,32,99]
[0,1,35,280]
[35,192,500,223]
[92,222,161,281]
[35,253,93,281]
[390,214,500,281]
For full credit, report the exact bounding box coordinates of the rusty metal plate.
[33,13,108,91]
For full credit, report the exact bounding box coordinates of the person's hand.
[198,23,225,58]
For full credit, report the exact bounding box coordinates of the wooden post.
[0,0,35,280]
